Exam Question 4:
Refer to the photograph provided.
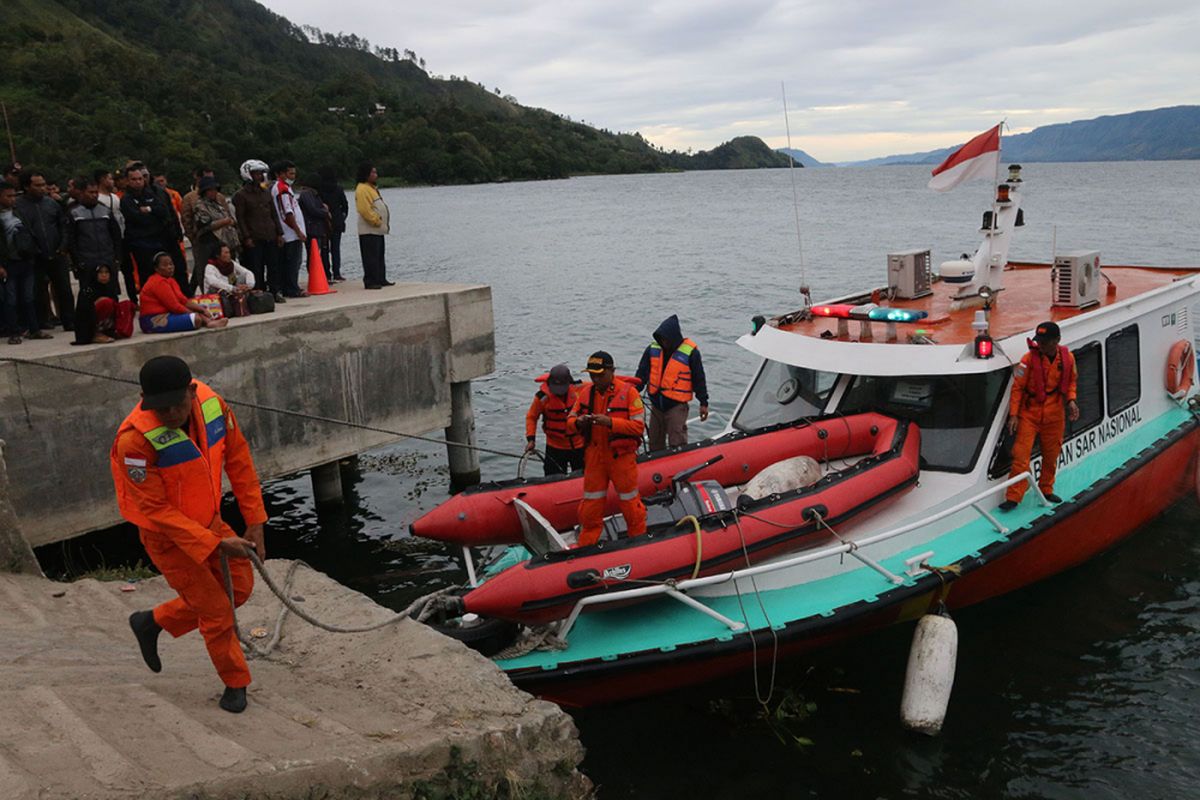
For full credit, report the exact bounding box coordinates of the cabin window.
[838,371,1008,472]
[733,361,839,431]
[1105,325,1140,415]
[1067,342,1103,437]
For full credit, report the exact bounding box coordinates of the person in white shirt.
[203,245,255,294]
[95,169,125,234]
[270,160,307,298]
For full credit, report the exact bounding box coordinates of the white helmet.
[239,159,269,182]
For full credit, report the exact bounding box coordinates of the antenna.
[781,82,808,302]
[1,102,15,165]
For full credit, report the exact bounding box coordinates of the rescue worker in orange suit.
[567,351,648,547]
[999,321,1079,511]
[111,355,267,714]
[635,314,709,450]
[525,363,585,476]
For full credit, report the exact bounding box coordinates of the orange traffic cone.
[307,239,336,295]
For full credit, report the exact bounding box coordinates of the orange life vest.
[110,380,230,531]
[647,338,697,403]
[536,381,583,449]
[577,380,643,456]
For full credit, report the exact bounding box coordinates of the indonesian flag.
[928,124,1001,192]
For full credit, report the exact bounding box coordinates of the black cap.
[546,363,572,396]
[198,176,220,193]
[584,351,615,374]
[139,356,193,410]
[1034,321,1061,342]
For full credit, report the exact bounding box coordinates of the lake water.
[67,162,1200,797]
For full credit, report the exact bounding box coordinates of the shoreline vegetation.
[0,0,792,190]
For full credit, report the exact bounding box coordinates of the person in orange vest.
[635,314,709,450]
[111,356,267,714]
[999,321,1080,511]
[567,351,648,547]
[525,363,585,475]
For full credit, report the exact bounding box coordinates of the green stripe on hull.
[496,407,1194,671]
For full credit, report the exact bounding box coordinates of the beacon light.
[974,333,994,359]
[867,308,929,323]
[811,304,855,319]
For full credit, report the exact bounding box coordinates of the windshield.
[734,360,839,431]
[837,371,1008,472]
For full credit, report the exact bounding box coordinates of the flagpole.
[985,119,1004,291]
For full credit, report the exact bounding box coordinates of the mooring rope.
[730,511,780,708]
[0,355,529,460]
[221,550,453,659]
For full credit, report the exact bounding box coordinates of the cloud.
[262,0,1200,161]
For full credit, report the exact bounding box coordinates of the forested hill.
[848,106,1200,166]
[0,0,784,186]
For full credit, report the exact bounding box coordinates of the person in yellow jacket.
[354,163,392,290]
[999,321,1080,511]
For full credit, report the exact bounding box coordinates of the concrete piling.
[445,380,481,491]
[311,461,345,505]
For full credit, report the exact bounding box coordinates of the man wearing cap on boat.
[525,363,585,476]
[567,351,648,546]
[999,321,1080,511]
[110,355,267,714]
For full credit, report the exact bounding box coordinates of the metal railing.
[554,472,1048,641]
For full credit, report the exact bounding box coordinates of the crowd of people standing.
[0,157,393,346]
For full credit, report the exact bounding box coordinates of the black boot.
[128,610,163,673]
[219,687,247,713]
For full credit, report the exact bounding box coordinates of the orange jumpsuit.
[567,378,647,546]
[1006,346,1077,503]
[110,381,267,688]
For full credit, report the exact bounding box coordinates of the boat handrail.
[554,472,1046,642]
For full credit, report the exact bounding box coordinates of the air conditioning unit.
[888,249,932,299]
[1052,250,1101,309]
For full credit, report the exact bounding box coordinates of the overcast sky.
[262,0,1199,162]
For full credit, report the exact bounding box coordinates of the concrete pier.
[310,461,345,505]
[445,380,482,491]
[0,282,495,548]
[0,562,591,799]
[0,441,39,575]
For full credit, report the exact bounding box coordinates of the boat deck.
[777,262,1198,345]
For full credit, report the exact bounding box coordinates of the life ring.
[1166,340,1195,397]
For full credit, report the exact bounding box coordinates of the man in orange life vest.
[111,356,267,714]
[567,351,648,547]
[635,314,709,450]
[525,363,585,475]
[999,321,1080,511]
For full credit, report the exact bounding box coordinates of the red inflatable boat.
[439,414,920,625]
[411,413,916,547]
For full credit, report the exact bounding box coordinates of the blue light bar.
[867,308,928,323]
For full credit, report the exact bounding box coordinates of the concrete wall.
[0,284,494,547]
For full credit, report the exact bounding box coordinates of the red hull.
[411,413,904,546]
[463,419,920,624]
[509,423,1200,707]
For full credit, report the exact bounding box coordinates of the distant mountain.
[847,106,1200,166]
[777,148,829,168]
[663,136,795,170]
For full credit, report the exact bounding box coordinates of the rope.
[730,511,779,708]
[677,515,703,580]
[491,624,569,661]
[0,356,528,461]
[220,551,453,659]
[809,509,855,565]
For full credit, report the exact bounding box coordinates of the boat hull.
[506,421,1200,707]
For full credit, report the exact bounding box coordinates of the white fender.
[900,612,958,736]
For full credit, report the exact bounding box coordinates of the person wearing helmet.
[232,159,285,302]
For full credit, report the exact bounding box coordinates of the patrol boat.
[415,163,1200,707]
